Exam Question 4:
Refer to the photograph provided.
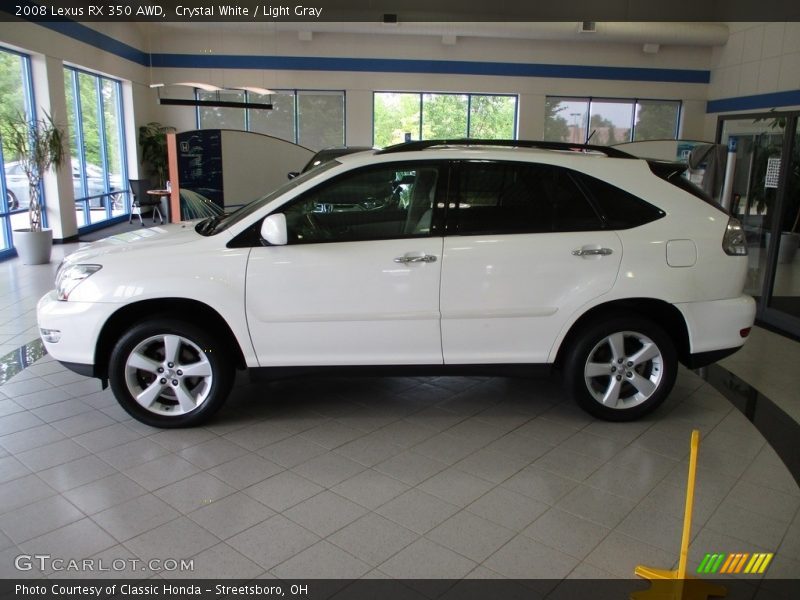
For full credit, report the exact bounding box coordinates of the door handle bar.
[572,248,613,257]
[394,254,437,264]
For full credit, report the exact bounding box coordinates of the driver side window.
[283,164,440,244]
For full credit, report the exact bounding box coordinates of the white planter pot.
[13,228,53,265]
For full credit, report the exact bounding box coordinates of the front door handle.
[572,247,613,257]
[394,254,437,264]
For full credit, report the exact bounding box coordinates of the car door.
[245,161,446,366]
[440,160,623,364]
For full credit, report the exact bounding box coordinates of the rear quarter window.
[578,173,665,229]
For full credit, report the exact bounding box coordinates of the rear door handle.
[572,247,613,257]
[394,254,437,264]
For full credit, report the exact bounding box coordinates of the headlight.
[56,264,102,300]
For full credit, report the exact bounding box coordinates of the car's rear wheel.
[563,315,677,421]
[109,318,233,427]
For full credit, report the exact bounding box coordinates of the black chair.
[129,179,164,226]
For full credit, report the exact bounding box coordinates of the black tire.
[109,318,234,428]
[563,314,677,421]
[7,190,18,211]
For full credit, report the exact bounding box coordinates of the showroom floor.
[0,243,798,585]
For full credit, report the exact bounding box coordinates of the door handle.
[572,248,613,257]
[394,254,437,264]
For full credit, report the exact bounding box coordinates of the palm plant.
[138,122,175,188]
[4,111,65,231]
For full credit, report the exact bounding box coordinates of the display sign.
[765,157,781,189]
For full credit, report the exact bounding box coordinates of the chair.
[128,179,164,226]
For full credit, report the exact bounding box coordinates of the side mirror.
[287,171,299,180]
[261,213,288,246]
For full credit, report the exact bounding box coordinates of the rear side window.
[454,161,603,235]
[577,174,665,229]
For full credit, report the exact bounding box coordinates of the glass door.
[767,118,800,321]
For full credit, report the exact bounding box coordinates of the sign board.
[765,157,781,189]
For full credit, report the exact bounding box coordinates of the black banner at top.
[2,0,800,22]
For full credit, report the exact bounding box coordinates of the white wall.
[704,22,800,139]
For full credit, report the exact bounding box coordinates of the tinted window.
[578,174,665,229]
[454,162,602,235]
[283,164,440,244]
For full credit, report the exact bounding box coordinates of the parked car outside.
[37,140,755,427]
[3,159,122,210]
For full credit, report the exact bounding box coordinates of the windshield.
[195,160,339,236]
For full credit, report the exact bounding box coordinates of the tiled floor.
[0,244,798,583]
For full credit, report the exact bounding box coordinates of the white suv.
[37,140,755,427]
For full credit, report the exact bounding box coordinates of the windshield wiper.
[195,213,228,235]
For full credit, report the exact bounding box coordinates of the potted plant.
[138,122,175,188]
[4,111,65,264]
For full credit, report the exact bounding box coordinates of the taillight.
[722,217,747,256]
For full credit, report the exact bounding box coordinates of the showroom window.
[283,163,442,243]
[64,66,128,228]
[198,90,345,150]
[374,92,518,147]
[453,162,602,235]
[544,96,681,145]
[0,46,35,258]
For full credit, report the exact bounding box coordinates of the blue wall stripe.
[149,53,709,84]
[35,21,149,66]
[707,90,800,113]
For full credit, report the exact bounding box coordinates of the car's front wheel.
[109,318,233,427]
[563,315,677,421]
[7,190,18,211]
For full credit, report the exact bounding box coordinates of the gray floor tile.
[453,448,530,484]
[149,427,217,452]
[125,516,219,561]
[375,450,447,486]
[38,455,117,492]
[243,470,324,512]
[704,500,790,550]
[284,491,367,537]
[0,378,53,398]
[154,472,236,513]
[16,438,90,472]
[514,417,580,446]
[0,399,23,417]
[522,508,610,560]
[292,452,365,488]
[584,462,665,502]
[467,486,549,531]
[334,432,406,467]
[12,389,75,412]
[534,446,609,481]
[123,455,201,491]
[171,542,264,579]
[177,437,250,470]
[614,502,685,555]
[584,531,677,579]
[299,420,365,449]
[557,431,630,462]
[502,465,579,504]
[0,455,30,484]
[330,468,410,510]
[376,489,460,534]
[0,411,45,436]
[328,513,418,566]
[485,431,554,462]
[227,514,319,570]
[256,436,329,468]
[50,410,118,437]
[63,473,148,515]
[207,453,283,489]
[73,422,142,453]
[372,419,439,448]
[221,421,294,451]
[96,437,171,471]
[188,492,275,539]
[417,467,494,507]
[0,495,83,544]
[484,534,579,580]
[427,510,515,562]
[412,432,485,465]
[20,518,116,562]
[30,398,93,423]
[92,494,180,541]
[0,423,65,453]
[556,484,638,529]
[271,540,370,579]
[379,538,476,580]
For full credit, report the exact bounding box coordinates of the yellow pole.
[678,430,700,579]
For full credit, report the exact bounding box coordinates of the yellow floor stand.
[631,430,728,600]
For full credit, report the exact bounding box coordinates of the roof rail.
[376,138,636,159]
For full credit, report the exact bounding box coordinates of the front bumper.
[36,291,118,371]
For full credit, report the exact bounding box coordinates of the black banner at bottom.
[2,579,799,600]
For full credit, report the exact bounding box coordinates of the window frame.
[373,91,519,147]
[545,96,682,145]
[64,65,129,230]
